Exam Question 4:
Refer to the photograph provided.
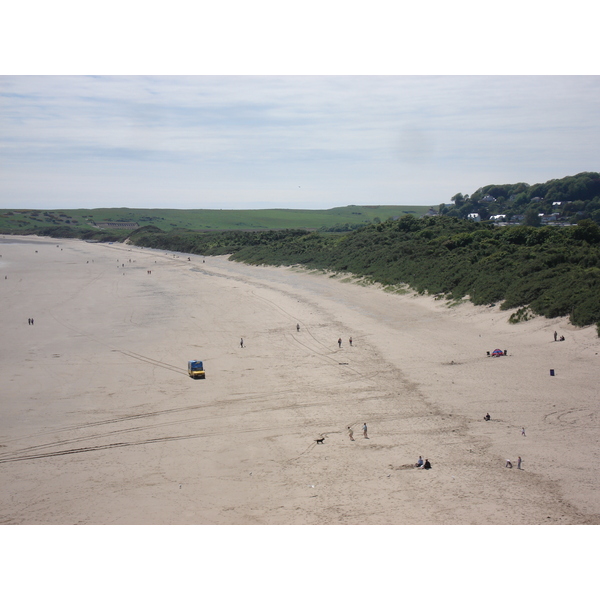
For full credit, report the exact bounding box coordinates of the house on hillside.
[489,214,506,222]
[467,213,481,222]
[541,214,559,224]
[425,208,439,216]
[481,195,496,203]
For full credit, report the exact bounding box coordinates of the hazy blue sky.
[1,75,598,211]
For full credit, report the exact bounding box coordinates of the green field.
[0,205,430,237]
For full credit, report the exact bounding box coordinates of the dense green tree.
[571,219,600,244]
[523,209,541,227]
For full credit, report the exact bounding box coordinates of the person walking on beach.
[349,337,353,346]
[362,422,368,438]
[348,426,354,441]
[296,323,300,332]
[554,331,558,341]
[240,338,244,348]
[521,427,526,436]
[517,456,522,470]
[338,338,342,348]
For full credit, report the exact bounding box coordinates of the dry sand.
[1,235,599,525]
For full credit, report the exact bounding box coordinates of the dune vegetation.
[130,215,600,332]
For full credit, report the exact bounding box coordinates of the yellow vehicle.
[188,360,205,379]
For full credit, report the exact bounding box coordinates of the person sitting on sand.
[419,459,431,470]
[484,413,491,421]
[560,335,565,341]
[416,456,424,468]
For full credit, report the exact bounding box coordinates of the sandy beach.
[1,234,599,525]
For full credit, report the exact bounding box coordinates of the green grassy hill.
[0,205,430,239]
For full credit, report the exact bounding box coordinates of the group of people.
[505,457,523,469]
[338,337,353,348]
[27,318,35,325]
[347,423,368,441]
[485,413,526,468]
[415,456,431,469]
[345,427,433,470]
[554,331,565,342]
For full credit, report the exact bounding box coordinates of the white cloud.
[1,75,599,209]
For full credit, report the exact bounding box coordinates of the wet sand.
[1,235,599,524]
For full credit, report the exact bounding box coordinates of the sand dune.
[1,235,599,524]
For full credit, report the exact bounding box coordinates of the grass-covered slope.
[130,215,600,331]
[0,205,428,237]
[239,216,600,329]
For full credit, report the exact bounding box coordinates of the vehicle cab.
[188,360,205,379]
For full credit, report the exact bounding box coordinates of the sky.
[1,3,598,212]
[2,74,598,211]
